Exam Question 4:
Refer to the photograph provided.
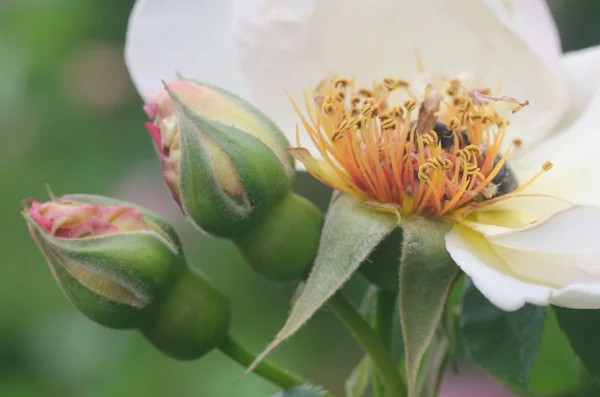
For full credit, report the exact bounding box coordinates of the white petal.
[512,64,600,207]
[482,0,562,75]
[233,0,569,157]
[125,0,251,101]
[445,225,553,311]
[489,206,600,254]
[551,284,600,309]
[554,45,600,130]
[446,207,600,311]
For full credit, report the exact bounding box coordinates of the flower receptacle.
[234,192,323,282]
[141,266,231,360]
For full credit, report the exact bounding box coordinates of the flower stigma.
[288,75,553,222]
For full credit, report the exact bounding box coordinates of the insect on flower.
[288,75,545,223]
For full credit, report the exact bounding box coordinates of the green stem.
[328,292,406,397]
[375,289,396,348]
[421,335,450,397]
[373,289,396,397]
[218,336,306,390]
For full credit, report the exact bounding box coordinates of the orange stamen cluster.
[289,76,550,218]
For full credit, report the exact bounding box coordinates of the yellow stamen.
[288,75,549,220]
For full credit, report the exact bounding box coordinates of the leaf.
[398,218,458,397]
[271,385,328,397]
[554,307,600,383]
[345,356,373,397]
[528,308,583,396]
[242,195,397,378]
[460,279,545,388]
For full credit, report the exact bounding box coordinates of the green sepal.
[460,279,545,389]
[141,266,231,360]
[170,87,292,237]
[242,194,397,377]
[24,212,184,329]
[199,81,295,176]
[397,217,458,397]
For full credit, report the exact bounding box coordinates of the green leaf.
[554,307,600,383]
[398,218,458,397]
[345,357,373,397]
[271,385,327,397]
[460,280,545,388]
[528,308,583,396]
[243,194,397,378]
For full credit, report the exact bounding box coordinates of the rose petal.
[233,0,568,157]
[445,225,554,311]
[125,0,251,101]
[446,206,600,311]
[489,206,600,254]
[511,73,600,207]
[101,207,148,232]
[57,220,119,238]
[554,44,600,131]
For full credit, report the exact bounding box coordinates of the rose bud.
[144,80,323,282]
[23,194,231,359]
[144,79,295,237]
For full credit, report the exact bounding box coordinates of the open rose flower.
[125,0,600,311]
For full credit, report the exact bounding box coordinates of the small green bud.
[144,80,295,237]
[23,194,184,328]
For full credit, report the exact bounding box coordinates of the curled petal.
[57,221,119,238]
[512,72,600,208]
[447,206,600,311]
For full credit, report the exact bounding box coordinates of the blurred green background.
[1,1,599,396]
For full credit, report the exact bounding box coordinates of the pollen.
[288,75,552,219]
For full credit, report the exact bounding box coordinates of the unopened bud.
[23,194,184,328]
[144,80,295,237]
[23,194,231,360]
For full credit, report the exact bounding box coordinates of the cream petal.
[125,0,251,101]
[482,0,562,75]
[511,72,600,207]
[445,225,554,311]
[446,206,600,311]
[489,206,600,254]
[551,284,600,309]
[233,0,569,157]
[553,45,600,131]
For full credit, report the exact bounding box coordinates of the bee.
[483,155,519,199]
[409,121,469,150]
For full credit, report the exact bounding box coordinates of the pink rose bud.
[23,193,231,359]
[143,79,294,237]
[23,194,184,329]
